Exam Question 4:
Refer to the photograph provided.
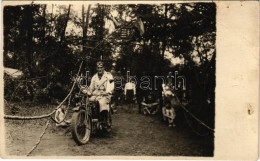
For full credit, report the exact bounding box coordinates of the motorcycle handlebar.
[91,93,112,97]
[78,91,112,96]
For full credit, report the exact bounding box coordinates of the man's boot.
[106,111,111,128]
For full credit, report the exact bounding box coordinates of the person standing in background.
[162,82,177,127]
[124,80,136,112]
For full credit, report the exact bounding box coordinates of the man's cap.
[96,61,104,68]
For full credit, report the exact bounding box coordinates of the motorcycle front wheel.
[71,110,91,145]
[105,109,112,132]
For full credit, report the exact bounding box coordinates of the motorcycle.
[70,92,113,145]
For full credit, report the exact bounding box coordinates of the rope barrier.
[4,111,55,120]
[174,95,215,132]
[184,112,209,137]
[26,118,50,156]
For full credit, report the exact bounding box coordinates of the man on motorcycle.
[82,61,114,127]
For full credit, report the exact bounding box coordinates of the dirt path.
[4,105,213,156]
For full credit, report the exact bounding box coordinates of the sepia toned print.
[0,1,259,160]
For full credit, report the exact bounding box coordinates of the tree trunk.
[85,5,91,51]
[161,4,168,59]
[25,5,35,100]
[48,4,54,37]
[85,5,91,32]
[82,5,86,53]
[82,5,91,71]
[42,4,47,46]
[82,5,91,54]
[57,5,71,55]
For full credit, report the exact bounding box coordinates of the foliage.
[3,3,216,127]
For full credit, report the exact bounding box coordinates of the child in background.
[141,92,159,115]
[162,83,177,127]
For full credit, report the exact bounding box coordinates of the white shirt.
[162,83,174,97]
[124,82,136,95]
[88,71,114,95]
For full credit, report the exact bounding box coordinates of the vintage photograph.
[2,2,216,157]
